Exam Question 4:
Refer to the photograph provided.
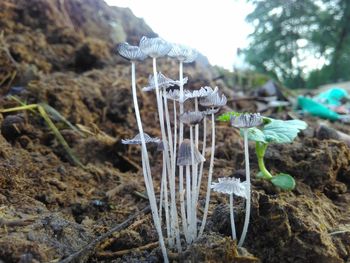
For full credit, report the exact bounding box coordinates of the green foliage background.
[244,0,350,89]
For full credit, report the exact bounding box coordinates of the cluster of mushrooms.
[117,36,262,262]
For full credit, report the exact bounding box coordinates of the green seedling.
[218,112,307,190]
[0,96,84,168]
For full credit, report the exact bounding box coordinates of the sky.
[105,0,254,71]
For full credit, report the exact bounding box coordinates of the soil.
[0,0,350,262]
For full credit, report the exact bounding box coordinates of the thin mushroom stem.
[178,60,186,242]
[152,58,181,252]
[196,116,207,203]
[179,165,189,242]
[173,100,177,166]
[199,111,216,236]
[190,126,198,240]
[185,164,193,244]
[159,153,171,240]
[229,193,237,240]
[238,128,251,247]
[159,159,164,219]
[194,98,199,148]
[163,92,174,168]
[163,92,176,243]
[131,61,169,263]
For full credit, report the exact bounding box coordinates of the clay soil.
[0,0,350,262]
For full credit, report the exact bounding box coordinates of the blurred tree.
[244,0,350,89]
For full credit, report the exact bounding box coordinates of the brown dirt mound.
[0,0,350,262]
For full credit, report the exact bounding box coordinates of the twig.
[116,152,142,171]
[96,241,159,258]
[98,215,150,251]
[0,218,36,227]
[58,205,151,263]
[329,229,350,235]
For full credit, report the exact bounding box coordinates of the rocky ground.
[0,0,349,262]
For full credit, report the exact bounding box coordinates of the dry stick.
[152,58,181,252]
[97,241,159,258]
[0,218,36,227]
[199,111,216,236]
[59,205,151,263]
[229,193,237,240]
[98,216,150,251]
[130,61,168,262]
[238,128,251,247]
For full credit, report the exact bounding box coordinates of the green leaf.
[262,117,273,125]
[244,127,266,142]
[263,119,307,143]
[217,111,241,122]
[271,173,296,190]
[256,171,265,178]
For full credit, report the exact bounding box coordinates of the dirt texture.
[0,0,350,262]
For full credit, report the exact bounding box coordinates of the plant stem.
[229,193,237,240]
[199,111,216,236]
[131,61,168,263]
[256,142,273,179]
[238,128,251,247]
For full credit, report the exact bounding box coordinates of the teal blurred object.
[314,88,349,106]
[297,96,340,121]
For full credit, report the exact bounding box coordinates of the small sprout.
[168,43,198,63]
[139,36,172,58]
[218,111,307,246]
[122,133,160,145]
[177,139,205,166]
[179,111,204,126]
[216,111,241,122]
[230,113,263,128]
[199,88,227,108]
[116,42,147,61]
